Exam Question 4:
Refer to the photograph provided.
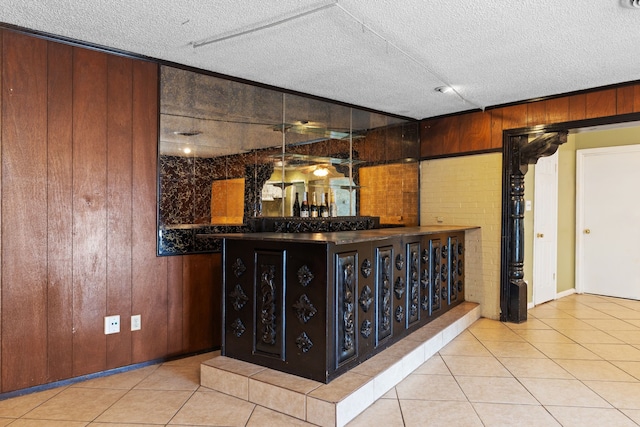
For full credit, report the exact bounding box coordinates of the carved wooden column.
[502,131,567,323]
[507,164,527,322]
[243,163,274,218]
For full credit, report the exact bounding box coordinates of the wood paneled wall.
[421,85,640,156]
[0,30,220,393]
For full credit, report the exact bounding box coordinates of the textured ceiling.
[2,0,640,119]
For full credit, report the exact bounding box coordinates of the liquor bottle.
[293,192,301,217]
[320,192,329,218]
[329,190,338,217]
[310,192,319,218]
[300,192,310,218]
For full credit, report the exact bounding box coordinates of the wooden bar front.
[221,226,474,383]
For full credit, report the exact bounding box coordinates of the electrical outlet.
[104,315,120,334]
[131,314,141,331]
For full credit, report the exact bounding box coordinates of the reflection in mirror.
[158,64,419,256]
[351,108,421,226]
[279,94,356,217]
[210,178,244,224]
[159,66,283,228]
[262,163,355,217]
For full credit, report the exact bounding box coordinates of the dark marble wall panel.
[158,224,253,255]
[159,155,195,225]
[193,157,215,223]
[209,156,228,180]
[160,175,195,225]
[227,152,252,179]
[158,227,194,255]
[159,155,229,225]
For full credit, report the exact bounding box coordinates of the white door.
[576,145,640,299]
[533,151,558,305]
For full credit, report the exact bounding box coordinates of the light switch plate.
[131,314,141,331]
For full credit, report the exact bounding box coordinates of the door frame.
[499,112,640,322]
[575,144,640,296]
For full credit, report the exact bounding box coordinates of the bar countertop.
[199,225,478,246]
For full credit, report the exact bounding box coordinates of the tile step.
[201,302,480,427]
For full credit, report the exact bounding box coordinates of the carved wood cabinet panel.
[222,230,465,383]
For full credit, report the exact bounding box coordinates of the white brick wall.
[420,153,502,319]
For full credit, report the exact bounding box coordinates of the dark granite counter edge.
[197,225,479,245]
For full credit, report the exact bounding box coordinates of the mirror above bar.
[158,65,419,255]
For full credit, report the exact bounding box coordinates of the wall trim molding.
[556,288,577,300]
[0,349,216,401]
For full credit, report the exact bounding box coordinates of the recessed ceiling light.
[434,86,453,94]
[183,147,192,154]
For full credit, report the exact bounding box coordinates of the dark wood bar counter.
[218,225,477,383]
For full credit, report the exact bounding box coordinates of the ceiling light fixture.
[313,167,329,177]
[183,147,192,154]
[628,0,640,8]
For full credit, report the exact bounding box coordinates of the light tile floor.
[1,293,640,426]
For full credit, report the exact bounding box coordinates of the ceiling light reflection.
[313,167,329,177]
